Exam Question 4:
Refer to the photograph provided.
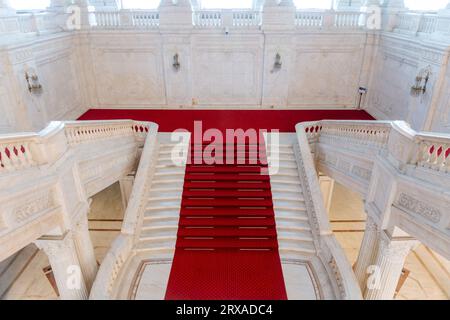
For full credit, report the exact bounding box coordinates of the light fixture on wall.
[173,53,181,71]
[274,53,282,71]
[411,66,431,97]
[25,69,42,94]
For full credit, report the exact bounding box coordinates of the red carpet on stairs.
[164,140,288,300]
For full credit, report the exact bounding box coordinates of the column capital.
[378,232,418,263]
[35,231,75,258]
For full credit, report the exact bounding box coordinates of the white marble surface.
[134,262,173,300]
[281,262,319,300]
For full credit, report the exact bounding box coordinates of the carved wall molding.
[396,193,442,224]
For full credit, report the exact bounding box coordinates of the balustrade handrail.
[90,121,159,299]
[300,119,450,180]
[294,122,362,299]
[0,120,153,174]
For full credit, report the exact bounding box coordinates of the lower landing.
[121,254,322,300]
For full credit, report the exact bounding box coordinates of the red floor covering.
[78,109,374,132]
[165,141,288,300]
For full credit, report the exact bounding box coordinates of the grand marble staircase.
[268,139,316,256]
[136,136,189,254]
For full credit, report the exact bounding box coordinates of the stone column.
[35,232,89,300]
[353,215,380,292]
[364,232,418,300]
[72,214,98,290]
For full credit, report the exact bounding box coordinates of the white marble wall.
[82,30,369,109]
[1,27,450,133]
[365,34,450,132]
[0,34,89,133]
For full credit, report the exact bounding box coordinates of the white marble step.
[271,167,299,176]
[144,208,181,219]
[137,236,177,247]
[277,229,313,240]
[148,194,182,202]
[136,238,177,251]
[146,199,182,209]
[157,157,186,166]
[274,209,309,220]
[148,188,183,198]
[279,246,316,255]
[275,218,311,230]
[271,190,304,200]
[273,200,306,211]
[142,216,180,228]
[150,180,184,190]
[270,176,302,184]
[154,170,185,178]
[139,227,178,239]
[270,182,303,193]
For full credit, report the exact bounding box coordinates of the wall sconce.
[25,70,42,94]
[411,66,431,97]
[273,53,282,71]
[173,53,181,71]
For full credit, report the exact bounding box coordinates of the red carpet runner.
[165,140,287,300]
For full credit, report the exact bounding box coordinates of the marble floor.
[1,181,448,300]
[329,183,449,300]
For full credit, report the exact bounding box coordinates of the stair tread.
[184,181,271,190]
[183,190,272,198]
[185,174,270,181]
[182,199,273,207]
[179,217,275,227]
[177,238,278,250]
[186,166,266,174]
[178,228,277,238]
[180,208,274,217]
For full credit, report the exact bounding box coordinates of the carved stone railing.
[0,120,155,262]
[193,10,261,28]
[294,123,362,300]
[90,122,159,299]
[0,12,67,35]
[298,120,450,259]
[90,10,160,29]
[295,11,324,28]
[394,12,450,36]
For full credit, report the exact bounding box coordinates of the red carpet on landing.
[78,109,374,132]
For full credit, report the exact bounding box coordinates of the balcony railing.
[394,12,450,35]
[90,10,160,29]
[193,10,261,28]
[1,7,450,40]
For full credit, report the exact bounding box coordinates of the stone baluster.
[353,215,380,292]
[72,213,98,290]
[364,232,418,300]
[35,232,89,300]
